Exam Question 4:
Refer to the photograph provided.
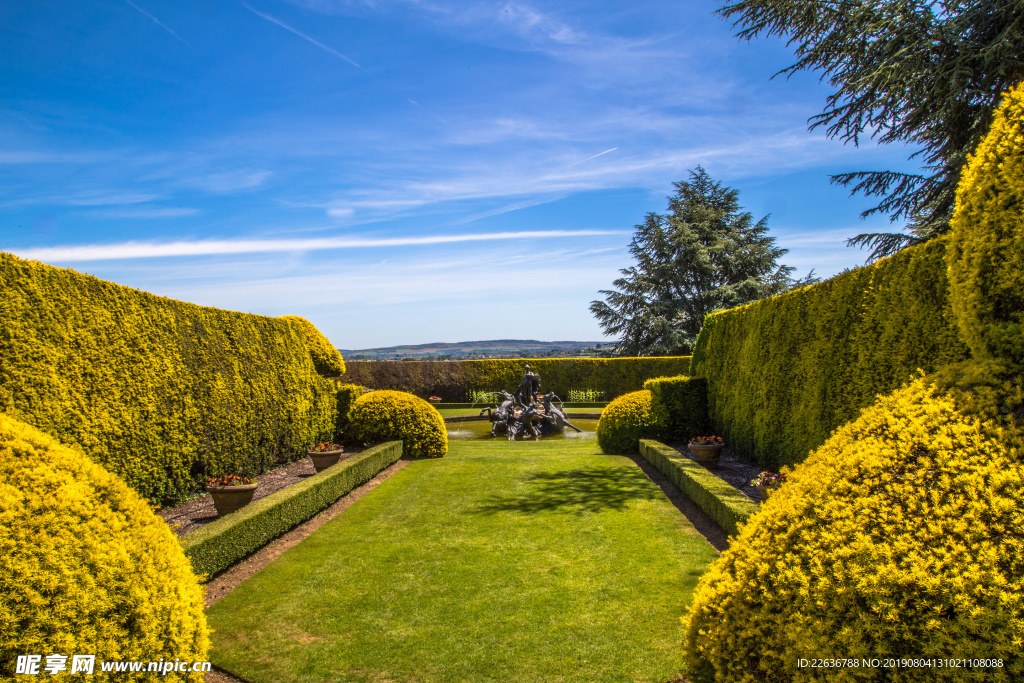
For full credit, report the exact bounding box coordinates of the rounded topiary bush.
[948,79,1024,366]
[280,315,346,376]
[0,413,209,681]
[350,390,447,458]
[596,389,667,454]
[683,379,1024,683]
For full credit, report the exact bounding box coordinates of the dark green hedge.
[0,252,338,506]
[182,440,402,578]
[340,357,691,402]
[690,238,970,469]
[644,376,709,442]
[334,383,363,443]
[638,439,758,537]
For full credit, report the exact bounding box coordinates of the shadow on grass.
[470,466,661,515]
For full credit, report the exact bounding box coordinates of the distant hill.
[338,339,611,360]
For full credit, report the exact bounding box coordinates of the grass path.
[206,439,718,683]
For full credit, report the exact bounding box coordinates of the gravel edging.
[158,450,365,538]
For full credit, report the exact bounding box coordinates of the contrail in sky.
[563,147,618,169]
[14,230,626,262]
[241,2,363,70]
[123,0,188,44]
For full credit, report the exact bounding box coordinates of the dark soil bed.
[666,442,768,502]
[158,448,364,538]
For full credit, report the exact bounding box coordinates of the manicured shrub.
[334,383,363,443]
[0,253,337,506]
[638,439,756,537]
[280,315,346,376]
[683,379,1024,682]
[341,357,692,402]
[0,413,209,680]
[948,79,1024,367]
[643,375,709,441]
[596,390,667,455]
[351,390,447,458]
[183,441,402,578]
[690,238,968,468]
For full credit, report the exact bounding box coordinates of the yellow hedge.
[948,79,1024,367]
[350,390,447,458]
[596,390,667,455]
[690,237,968,468]
[340,357,692,402]
[0,413,209,681]
[0,253,337,506]
[279,315,346,376]
[683,379,1024,682]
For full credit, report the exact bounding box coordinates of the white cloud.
[180,168,272,193]
[83,206,200,219]
[11,229,627,262]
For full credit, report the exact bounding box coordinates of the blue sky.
[2,0,918,348]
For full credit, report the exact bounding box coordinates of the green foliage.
[948,79,1024,367]
[719,0,1024,259]
[643,375,709,442]
[341,357,691,402]
[351,390,447,459]
[0,413,209,681]
[334,383,363,443]
[567,388,604,402]
[690,237,968,468]
[596,390,667,455]
[0,252,337,506]
[590,167,810,356]
[638,439,757,537]
[683,379,1024,682]
[183,441,402,578]
[279,315,346,376]
[467,389,500,404]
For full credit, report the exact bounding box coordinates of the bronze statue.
[479,369,580,440]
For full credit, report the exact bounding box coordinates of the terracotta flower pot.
[688,443,724,466]
[206,483,258,517]
[308,449,344,473]
[428,397,442,404]
[756,484,774,501]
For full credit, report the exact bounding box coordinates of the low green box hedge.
[182,440,403,578]
[638,439,758,537]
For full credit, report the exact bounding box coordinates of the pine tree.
[590,167,812,356]
[718,0,1024,260]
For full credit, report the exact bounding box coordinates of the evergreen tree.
[718,0,1024,260]
[590,167,813,356]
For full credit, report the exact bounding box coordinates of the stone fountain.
[479,365,582,440]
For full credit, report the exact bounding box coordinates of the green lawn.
[206,439,718,683]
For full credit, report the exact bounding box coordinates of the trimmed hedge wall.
[690,237,969,468]
[643,375,709,442]
[334,383,363,443]
[948,78,1024,368]
[182,440,403,578]
[340,357,691,402]
[0,253,338,506]
[638,439,757,538]
[280,315,346,376]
